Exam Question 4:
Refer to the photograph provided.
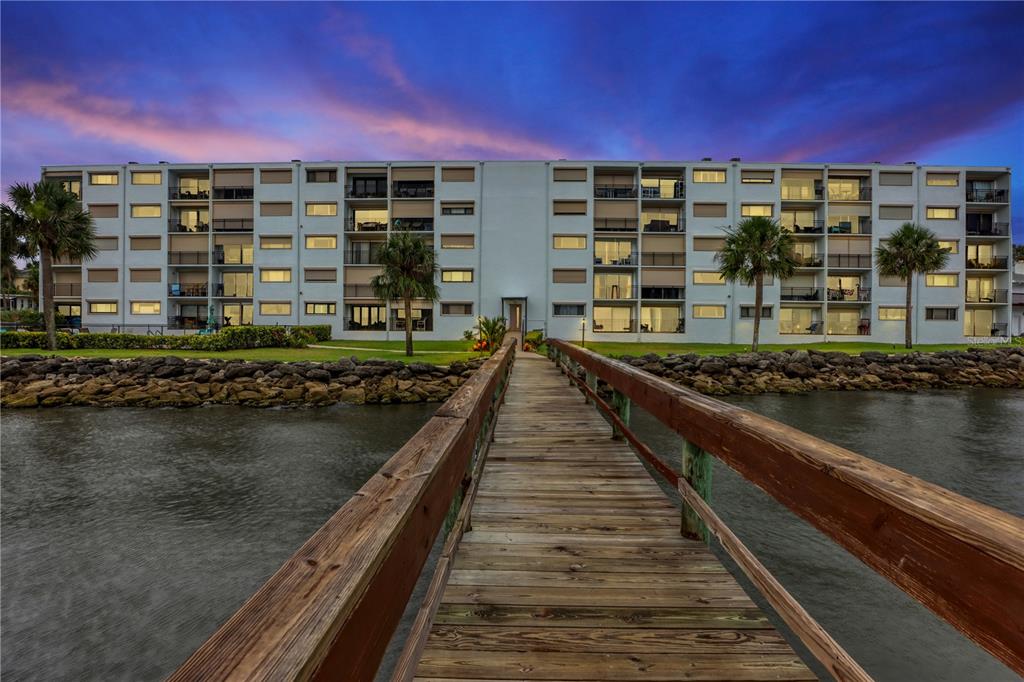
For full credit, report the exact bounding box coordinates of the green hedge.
[0,325,333,352]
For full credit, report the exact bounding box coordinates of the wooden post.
[585,370,597,404]
[610,390,630,440]
[681,438,713,543]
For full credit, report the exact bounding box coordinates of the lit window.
[260,236,292,249]
[131,301,161,315]
[305,302,336,315]
[305,235,337,249]
[553,235,587,249]
[305,203,338,217]
[878,307,907,321]
[88,301,118,314]
[937,240,959,254]
[693,304,726,319]
[926,207,957,220]
[692,169,726,183]
[925,273,958,287]
[442,270,473,283]
[926,173,959,187]
[260,302,292,315]
[260,269,292,283]
[131,205,161,218]
[693,271,725,285]
[441,302,473,316]
[89,173,119,185]
[553,303,585,316]
[741,204,773,217]
[131,171,162,185]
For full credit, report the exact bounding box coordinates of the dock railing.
[548,338,1024,679]
[169,341,515,682]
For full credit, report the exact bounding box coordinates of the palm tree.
[1,181,97,349]
[370,229,439,356]
[1,210,27,290]
[716,216,797,351]
[875,222,950,349]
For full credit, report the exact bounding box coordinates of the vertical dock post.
[610,390,631,439]
[681,438,712,543]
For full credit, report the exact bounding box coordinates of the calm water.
[1,391,1022,681]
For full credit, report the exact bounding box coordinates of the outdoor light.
[580,317,586,348]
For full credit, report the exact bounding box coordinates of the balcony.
[828,254,872,269]
[641,253,685,267]
[827,219,872,235]
[970,322,1008,337]
[780,287,823,302]
[594,218,638,232]
[827,186,872,201]
[965,289,1008,304]
[594,284,638,300]
[168,283,208,297]
[966,188,1008,203]
[344,284,378,298]
[345,248,383,265]
[792,253,824,268]
[168,251,209,265]
[392,181,434,198]
[346,179,388,198]
[828,318,872,336]
[211,283,252,298]
[213,219,254,232]
[641,286,685,300]
[640,182,685,199]
[594,254,636,266]
[345,318,386,332]
[782,186,824,201]
[391,217,433,232]
[789,220,825,235]
[168,219,209,233]
[640,318,685,334]
[595,185,638,199]
[212,186,254,200]
[391,312,433,332]
[592,318,636,333]
[169,186,210,201]
[967,257,1009,270]
[643,218,684,233]
[966,222,1010,237]
[346,219,388,232]
[53,283,82,297]
[827,287,871,302]
[167,316,210,330]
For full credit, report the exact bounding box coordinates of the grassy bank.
[575,341,1006,358]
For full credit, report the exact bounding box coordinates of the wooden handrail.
[170,341,515,682]
[548,339,1024,676]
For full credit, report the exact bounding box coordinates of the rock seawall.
[1,356,484,408]
[608,347,1024,395]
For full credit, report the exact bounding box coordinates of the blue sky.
[2,1,1022,237]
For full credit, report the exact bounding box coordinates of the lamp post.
[580,317,586,348]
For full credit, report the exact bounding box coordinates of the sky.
[2,1,1022,238]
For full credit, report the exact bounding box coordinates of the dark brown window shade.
[441,167,475,182]
[441,302,473,315]
[440,234,475,248]
[129,236,161,251]
[692,237,726,251]
[692,203,727,218]
[552,268,587,284]
[879,172,913,186]
[392,167,434,182]
[741,170,775,183]
[87,268,119,283]
[304,268,337,282]
[213,169,254,186]
[553,167,587,182]
[88,204,119,219]
[129,268,161,283]
[553,200,587,215]
[879,205,913,220]
[260,202,292,217]
[260,169,293,184]
[95,237,119,251]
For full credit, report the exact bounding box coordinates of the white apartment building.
[40,160,1013,344]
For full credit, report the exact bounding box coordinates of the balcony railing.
[643,219,684,233]
[391,217,433,231]
[965,289,1008,304]
[780,287,823,302]
[969,322,1009,337]
[640,319,685,334]
[792,254,824,268]
[594,254,637,266]
[966,188,1008,203]
[211,283,252,298]
[827,186,872,201]
[594,218,638,232]
[828,254,872,269]
[167,316,210,330]
[390,314,433,332]
[391,182,434,198]
[212,186,254,200]
[781,186,824,201]
[594,284,638,300]
[168,283,208,297]
[640,183,685,199]
[828,318,872,336]
[966,257,1009,270]
[641,253,686,267]
[966,222,1010,237]
[592,318,636,333]
[169,251,210,265]
[346,180,388,198]
[344,284,378,298]
[345,319,386,331]
[789,220,825,234]
[169,220,209,233]
[827,287,871,302]
[213,219,254,232]
[827,218,872,235]
[53,283,82,297]
[169,187,210,201]
[641,286,685,300]
[346,220,388,232]
[595,185,638,199]
[345,249,383,265]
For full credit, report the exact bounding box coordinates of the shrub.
[0,325,326,352]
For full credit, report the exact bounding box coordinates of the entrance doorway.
[501,297,527,349]
[508,302,523,332]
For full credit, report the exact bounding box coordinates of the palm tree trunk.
[752,272,763,352]
[40,246,57,351]
[904,277,913,349]
[404,296,414,357]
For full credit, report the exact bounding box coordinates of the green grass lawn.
[576,341,1006,358]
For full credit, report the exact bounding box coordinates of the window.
[89,172,119,185]
[222,272,253,297]
[441,167,475,182]
[305,202,338,217]
[441,202,474,215]
[692,237,726,251]
[260,302,292,316]
[693,304,726,319]
[926,173,959,187]
[87,268,118,283]
[938,240,959,254]
[741,204,773,217]
[879,172,913,186]
[305,302,336,315]
[88,301,118,314]
[878,307,907,321]
[304,268,337,282]
[129,268,161,282]
[553,235,587,249]
[926,207,958,220]
[553,303,586,316]
[740,306,773,319]
[741,170,774,184]
[95,236,119,250]
[693,271,725,285]
[260,202,292,217]
[260,169,292,184]
[441,302,473,316]
[131,171,161,185]
[129,236,161,250]
[553,167,587,182]
[306,169,337,183]
[879,274,906,287]
[553,200,587,215]
[879,205,913,221]
[56,304,81,317]
[131,204,161,218]
[692,203,727,218]
[692,169,726,183]
[441,269,473,283]
[440,234,475,249]
[552,268,586,284]
[305,235,337,249]
[260,236,292,249]
[926,273,958,287]
[260,269,292,283]
[89,204,119,219]
[926,307,957,321]
[131,301,161,315]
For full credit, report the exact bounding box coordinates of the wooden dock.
[412,353,815,680]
